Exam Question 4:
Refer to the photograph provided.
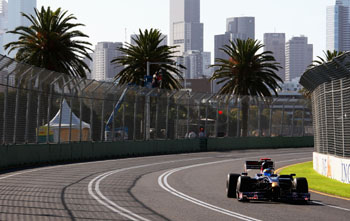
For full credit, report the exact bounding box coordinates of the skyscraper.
[214,16,255,62]
[0,0,8,55]
[226,17,255,40]
[0,0,7,32]
[327,0,350,51]
[92,42,124,81]
[169,0,203,56]
[285,36,313,82]
[5,0,36,57]
[213,16,255,92]
[264,33,286,81]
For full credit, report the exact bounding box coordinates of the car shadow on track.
[237,200,323,207]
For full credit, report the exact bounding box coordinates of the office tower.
[264,33,286,81]
[169,0,203,56]
[92,42,124,81]
[183,50,202,79]
[327,0,350,51]
[214,16,255,62]
[285,36,313,82]
[5,0,36,57]
[202,51,212,77]
[226,17,255,40]
[83,53,93,79]
[0,0,8,55]
[213,16,255,92]
[0,0,7,32]
[130,34,168,46]
[214,33,231,61]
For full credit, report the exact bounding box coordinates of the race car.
[226,158,310,202]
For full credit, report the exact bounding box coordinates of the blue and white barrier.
[313,152,350,184]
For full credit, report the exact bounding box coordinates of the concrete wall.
[0,137,313,171]
[313,152,350,184]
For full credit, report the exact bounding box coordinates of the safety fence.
[0,55,313,145]
[301,51,350,158]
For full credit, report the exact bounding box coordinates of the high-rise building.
[213,16,255,92]
[214,32,232,61]
[327,0,350,51]
[285,36,313,82]
[5,0,36,57]
[264,33,286,81]
[214,16,255,62]
[91,42,124,81]
[202,51,212,77]
[130,34,168,46]
[169,0,203,56]
[226,17,255,40]
[83,53,93,79]
[183,50,203,79]
[0,0,8,32]
[0,0,8,55]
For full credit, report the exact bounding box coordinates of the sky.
[37,0,335,61]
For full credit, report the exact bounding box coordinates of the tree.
[210,38,283,137]
[112,28,184,90]
[309,50,344,68]
[4,6,92,78]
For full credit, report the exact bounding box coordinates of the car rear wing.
[245,161,262,170]
[245,160,274,171]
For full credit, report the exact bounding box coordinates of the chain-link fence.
[0,55,312,145]
[300,52,350,158]
[310,79,350,158]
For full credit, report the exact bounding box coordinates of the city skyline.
[36,0,334,61]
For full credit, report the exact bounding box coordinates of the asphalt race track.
[0,147,349,221]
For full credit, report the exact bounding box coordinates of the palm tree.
[112,29,184,90]
[4,6,92,78]
[210,38,283,137]
[309,50,344,68]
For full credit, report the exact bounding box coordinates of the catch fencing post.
[79,80,96,142]
[25,69,45,143]
[35,71,54,144]
[165,91,177,139]
[47,75,65,143]
[13,67,34,144]
[87,81,105,141]
[2,67,19,144]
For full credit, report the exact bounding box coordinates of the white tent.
[44,99,90,142]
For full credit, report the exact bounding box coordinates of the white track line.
[88,157,209,221]
[88,152,312,221]
[312,201,350,212]
[158,157,310,221]
[159,156,350,219]
[158,160,262,221]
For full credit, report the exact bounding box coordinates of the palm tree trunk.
[241,97,250,137]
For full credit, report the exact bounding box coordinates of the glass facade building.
[327,0,350,51]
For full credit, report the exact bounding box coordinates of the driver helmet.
[263,168,273,176]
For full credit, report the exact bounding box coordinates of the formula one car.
[226,158,310,202]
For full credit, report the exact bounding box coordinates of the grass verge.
[279,161,350,199]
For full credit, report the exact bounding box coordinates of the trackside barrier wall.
[0,137,313,171]
[313,152,350,184]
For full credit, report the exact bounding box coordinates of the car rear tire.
[226,174,240,198]
[294,177,309,193]
[236,176,251,202]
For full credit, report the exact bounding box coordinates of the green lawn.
[279,161,350,198]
